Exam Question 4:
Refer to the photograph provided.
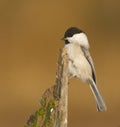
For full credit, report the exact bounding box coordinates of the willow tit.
[62,27,107,111]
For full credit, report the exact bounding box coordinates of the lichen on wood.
[24,48,69,127]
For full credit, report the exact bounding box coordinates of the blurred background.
[0,0,120,127]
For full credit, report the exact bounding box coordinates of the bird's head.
[62,27,89,49]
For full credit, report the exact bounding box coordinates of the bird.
[62,27,107,111]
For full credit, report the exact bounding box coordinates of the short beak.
[61,37,66,41]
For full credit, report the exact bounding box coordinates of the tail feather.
[89,79,107,111]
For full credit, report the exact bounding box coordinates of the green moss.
[41,99,55,127]
[24,99,56,127]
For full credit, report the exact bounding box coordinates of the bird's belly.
[68,54,92,82]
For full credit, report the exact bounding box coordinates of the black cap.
[64,27,83,38]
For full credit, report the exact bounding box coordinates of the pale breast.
[65,44,92,82]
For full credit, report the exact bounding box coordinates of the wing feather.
[81,47,97,83]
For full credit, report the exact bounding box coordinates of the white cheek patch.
[66,37,73,43]
[69,33,89,49]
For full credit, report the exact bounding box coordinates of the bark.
[24,48,69,127]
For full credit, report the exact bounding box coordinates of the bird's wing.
[81,47,97,83]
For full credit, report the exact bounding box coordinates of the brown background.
[0,0,120,127]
